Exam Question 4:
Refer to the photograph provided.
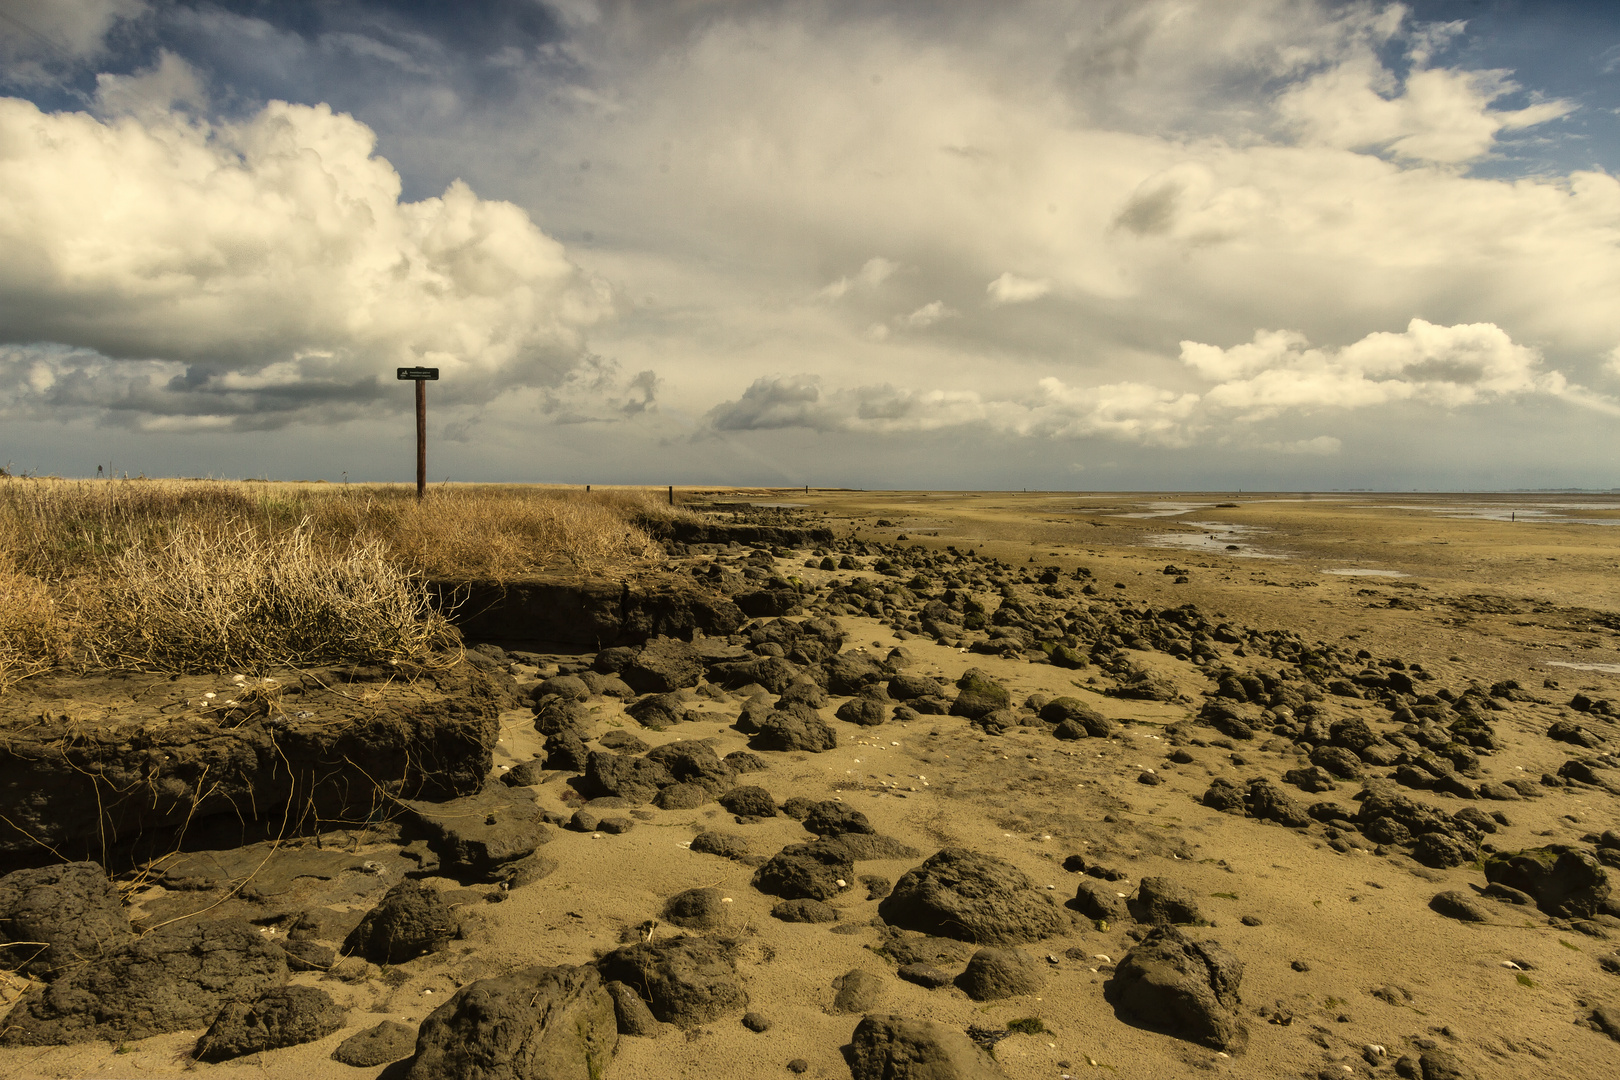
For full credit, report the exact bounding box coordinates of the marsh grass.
[92,524,459,674]
[0,478,687,683]
[0,556,69,692]
[306,484,680,579]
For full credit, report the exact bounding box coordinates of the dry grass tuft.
[0,478,262,580]
[90,524,459,675]
[0,557,70,693]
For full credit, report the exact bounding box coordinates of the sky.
[2,0,1619,490]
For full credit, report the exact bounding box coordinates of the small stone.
[831,969,886,1013]
[344,881,454,965]
[1107,926,1247,1052]
[1393,1048,1481,1080]
[787,1059,809,1074]
[742,1011,771,1032]
[1587,1005,1620,1042]
[331,1020,417,1067]
[802,801,877,837]
[282,939,335,973]
[690,831,753,863]
[409,964,618,1076]
[1429,891,1491,923]
[500,760,545,787]
[771,898,840,923]
[194,986,346,1063]
[860,874,892,900]
[1283,766,1338,793]
[1291,960,1310,972]
[846,1015,1003,1080]
[955,947,1047,1001]
[664,887,730,931]
[1072,879,1126,922]
[753,841,855,901]
[654,782,712,810]
[597,728,651,753]
[595,937,747,1028]
[719,786,778,818]
[605,980,661,1037]
[1132,877,1205,925]
[896,962,954,989]
[497,851,558,889]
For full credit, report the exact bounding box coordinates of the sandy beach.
[2,490,1617,1080]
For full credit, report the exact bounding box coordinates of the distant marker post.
[397,367,439,499]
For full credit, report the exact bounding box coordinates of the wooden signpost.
[397,367,439,499]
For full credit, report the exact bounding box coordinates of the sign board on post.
[396,368,439,498]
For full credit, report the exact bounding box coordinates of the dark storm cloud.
[707,375,824,432]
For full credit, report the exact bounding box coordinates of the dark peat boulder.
[1106,925,1248,1052]
[406,964,617,1080]
[878,848,1065,945]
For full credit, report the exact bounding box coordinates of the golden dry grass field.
[0,478,685,684]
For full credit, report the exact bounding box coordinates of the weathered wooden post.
[397,367,439,499]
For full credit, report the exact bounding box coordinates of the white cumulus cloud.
[818,256,898,300]
[1276,52,1574,163]
[986,272,1051,304]
[1189,318,1564,420]
[901,301,954,329]
[705,320,1612,450]
[0,82,611,429]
